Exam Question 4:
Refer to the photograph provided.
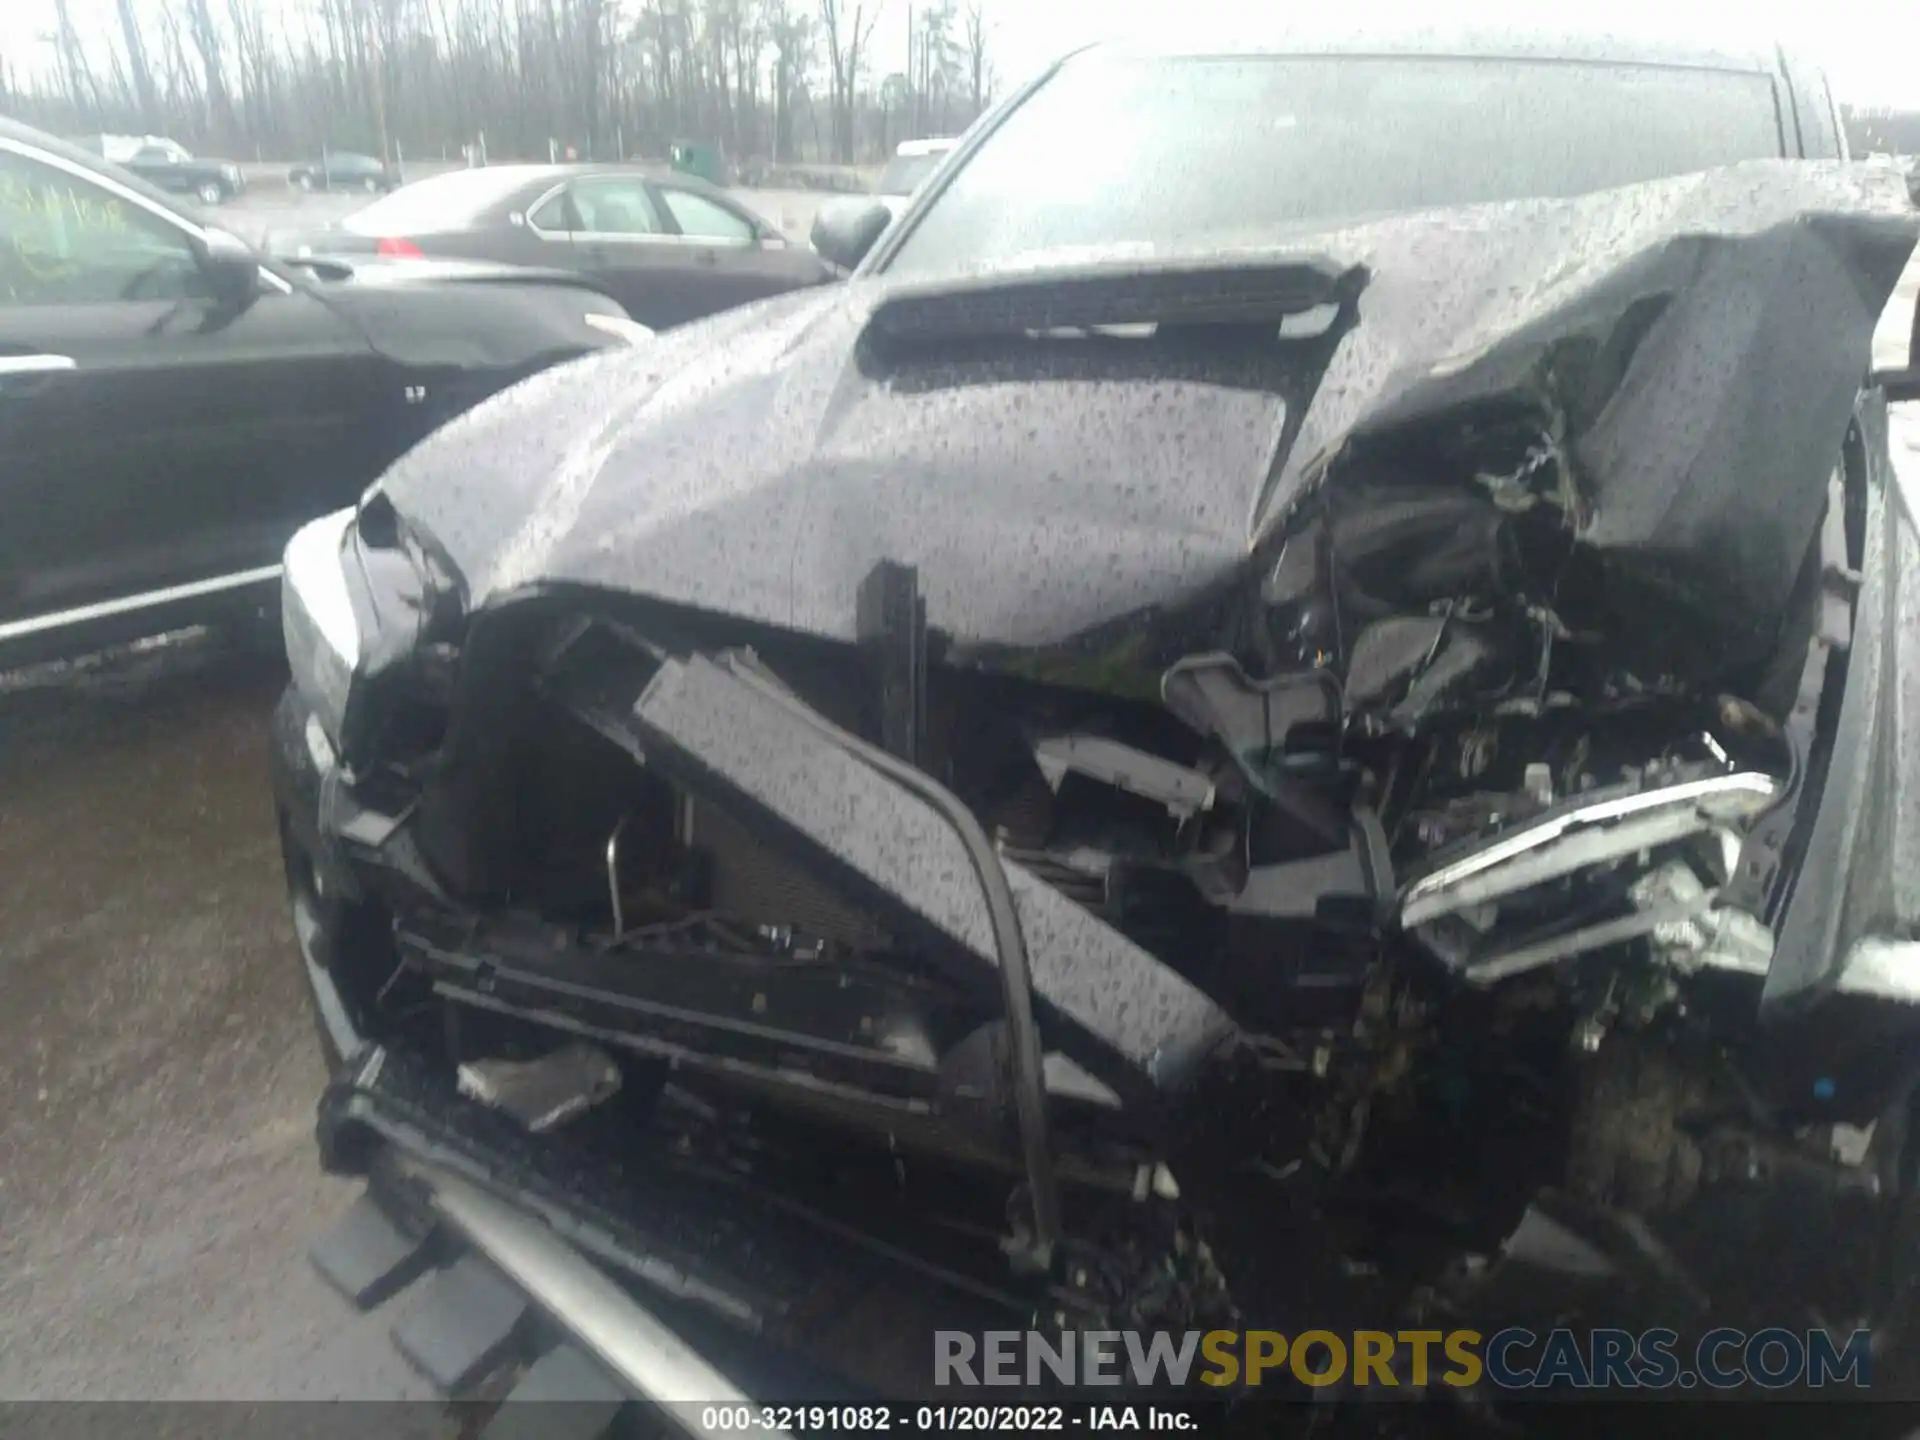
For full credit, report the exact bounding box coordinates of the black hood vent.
[866,254,1367,342]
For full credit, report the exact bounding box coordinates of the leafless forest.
[4,1,1916,174]
[0,0,999,166]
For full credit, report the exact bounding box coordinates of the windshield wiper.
[867,253,1367,342]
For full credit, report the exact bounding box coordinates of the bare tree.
[227,0,279,149]
[114,0,159,129]
[186,0,239,140]
[368,0,394,162]
[155,4,196,112]
[818,0,880,161]
[579,0,611,153]
[913,0,958,134]
[877,66,906,152]
[768,3,813,162]
[9,0,984,170]
[48,0,101,122]
[962,0,988,114]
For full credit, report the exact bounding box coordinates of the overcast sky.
[972,0,1920,105]
[3,0,1918,109]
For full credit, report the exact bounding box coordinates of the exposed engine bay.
[287,166,1920,1407]
[306,434,1914,1405]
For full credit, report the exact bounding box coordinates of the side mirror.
[809,198,892,274]
[1870,299,1920,402]
[199,227,262,310]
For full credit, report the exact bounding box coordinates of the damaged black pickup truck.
[274,26,1920,1419]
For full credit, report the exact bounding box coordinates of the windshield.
[343,168,536,233]
[885,53,1786,278]
[876,151,948,196]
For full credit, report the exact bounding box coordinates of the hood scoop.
[867,254,1368,343]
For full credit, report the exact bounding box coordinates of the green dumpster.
[669,140,726,185]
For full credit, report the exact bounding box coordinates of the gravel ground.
[0,641,435,1400]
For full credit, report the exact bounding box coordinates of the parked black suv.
[0,118,651,669]
[118,138,245,206]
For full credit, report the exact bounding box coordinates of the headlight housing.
[282,507,362,749]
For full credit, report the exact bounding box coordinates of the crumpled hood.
[376,161,1918,656]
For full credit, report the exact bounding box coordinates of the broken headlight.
[282,506,361,750]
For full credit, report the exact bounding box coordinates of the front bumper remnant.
[307,1148,791,1436]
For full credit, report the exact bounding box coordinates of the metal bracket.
[606,813,631,940]
[856,560,927,765]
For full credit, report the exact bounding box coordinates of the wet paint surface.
[0,218,1910,1403]
[376,164,1916,676]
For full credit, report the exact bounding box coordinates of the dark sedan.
[268,163,831,329]
[288,151,399,193]
[0,117,650,668]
